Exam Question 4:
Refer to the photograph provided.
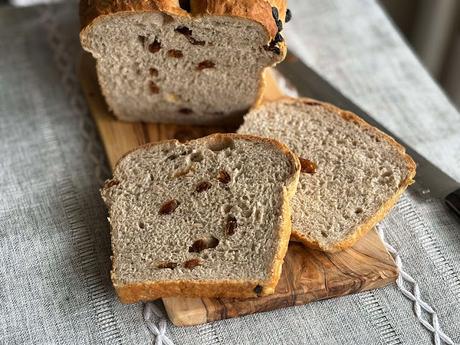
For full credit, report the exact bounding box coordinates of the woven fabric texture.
[0,1,459,344]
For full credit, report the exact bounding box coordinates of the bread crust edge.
[80,0,287,42]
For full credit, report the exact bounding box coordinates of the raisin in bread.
[101,133,300,303]
[239,98,416,252]
[80,0,289,125]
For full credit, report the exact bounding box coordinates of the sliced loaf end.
[80,2,286,125]
[239,97,416,252]
[102,133,300,302]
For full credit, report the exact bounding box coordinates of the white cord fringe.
[144,303,175,345]
[376,226,455,345]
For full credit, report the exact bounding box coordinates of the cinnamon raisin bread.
[80,0,289,125]
[239,98,416,252]
[101,133,300,303]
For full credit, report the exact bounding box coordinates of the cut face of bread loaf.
[80,0,287,125]
[101,134,300,303]
[239,98,416,252]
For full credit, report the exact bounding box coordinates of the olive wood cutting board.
[79,53,398,327]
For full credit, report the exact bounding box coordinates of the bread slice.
[80,0,288,125]
[239,98,416,252]
[101,133,300,303]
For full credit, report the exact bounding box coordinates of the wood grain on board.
[79,53,398,327]
[163,230,397,326]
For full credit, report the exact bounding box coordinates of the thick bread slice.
[101,133,300,303]
[80,0,288,125]
[239,98,416,252]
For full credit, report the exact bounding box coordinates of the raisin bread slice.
[239,98,416,252]
[80,0,289,125]
[101,133,300,303]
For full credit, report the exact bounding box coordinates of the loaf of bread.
[239,98,416,252]
[80,0,289,125]
[101,133,300,303]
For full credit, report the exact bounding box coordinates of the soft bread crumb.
[80,9,285,124]
[239,97,416,252]
[101,133,300,302]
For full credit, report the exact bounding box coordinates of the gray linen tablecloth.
[1,1,459,344]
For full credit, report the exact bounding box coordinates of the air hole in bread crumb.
[138,221,145,229]
[168,49,183,58]
[355,207,363,214]
[243,208,252,218]
[321,231,328,238]
[148,39,161,53]
[175,26,205,45]
[175,25,192,35]
[189,236,219,253]
[149,67,159,77]
[190,152,203,162]
[207,136,235,152]
[138,35,146,45]
[221,204,233,214]
[225,215,238,236]
[382,171,392,177]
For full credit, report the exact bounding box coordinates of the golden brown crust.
[105,133,300,303]
[192,0,287,39]
[115,279,269,303]
[80,0,288,41]
[261,97,416,253]
[80,0,178,30]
